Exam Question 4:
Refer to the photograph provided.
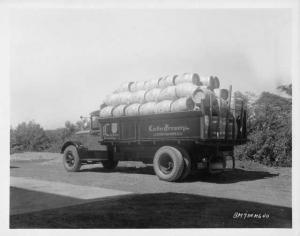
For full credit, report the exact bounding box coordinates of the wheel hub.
[66,152,75,167]
[159,154,174,174]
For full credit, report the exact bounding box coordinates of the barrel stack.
[99,73,242,122]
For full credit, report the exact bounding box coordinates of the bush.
[10,120,83,154]
[45,127,78,153]
[10,121,50,153]
[235,89,292,167]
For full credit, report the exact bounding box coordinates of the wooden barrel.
[204,115,219,139]
[230,96,235,109]
[112,104,127,117]
[118,92,132,104]
[192,86,219,115]
[130,81,146,92]
[192,86,215,104]
[171,97,195,112]
[130,90,146,104]
[233,117,238,139]
[192,89,206,104]
[211,116,219,139]
[198,89,219,115]
[207,99,220,115]
[100,103,107,110]
[155,100,173,113]
[200,115,206,139]
[227,118,234,140]
[113,82,134,93]
[176,83,204,98]
[213,76,220,89]
[219,117,226,139]
[125,103,141,116]
[204,115,238,139]
[144,78,162,90]
[214,88,229,100]
[218,97,229,117]
[218,117,237,140]
[139,102,157,115]
[99,106,114,118]
[230,96,244,114]
[145,88,161,102]
[103,93,120,106]
[158,86,177,101]
[230,96,236,117]
[174,73,201,86]
[199,76,215,89]
[158,75,177,88]
[204,115,209,138]
[194,101,205,114]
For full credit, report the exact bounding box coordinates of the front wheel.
[153,146,184,182]
[63,145,81,172]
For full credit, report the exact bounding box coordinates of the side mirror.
[83,120,89,129]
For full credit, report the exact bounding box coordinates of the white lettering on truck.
[148,124,190,133]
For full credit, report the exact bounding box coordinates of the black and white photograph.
[1,0,299,233]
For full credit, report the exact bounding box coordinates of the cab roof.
[90,110,100,116]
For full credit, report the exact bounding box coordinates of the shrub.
[10,121,50,153]
[235,89,292,167]
[10,120,82,154]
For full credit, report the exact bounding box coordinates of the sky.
[10,8,292,129]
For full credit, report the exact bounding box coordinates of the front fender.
[60,140,87,154]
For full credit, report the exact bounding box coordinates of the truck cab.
[61,110,118,172]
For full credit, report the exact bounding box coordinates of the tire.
[178,147,192,181]
[101,160,119,169]
[153,146,184,182]
[63,145,81,172]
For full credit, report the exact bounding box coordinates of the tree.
[63,121,77,139]
[76,119,90,131]
[235,88,292,167]
[10,121,49,153]
[277,84,292,96]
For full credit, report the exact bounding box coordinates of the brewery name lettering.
[148,124,190,133]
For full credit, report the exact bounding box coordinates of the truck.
[61,91,247,182]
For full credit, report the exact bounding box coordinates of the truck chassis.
[61,102,247,182]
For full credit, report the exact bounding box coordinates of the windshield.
[91,116,100,130]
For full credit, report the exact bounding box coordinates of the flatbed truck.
[61,93,247,182]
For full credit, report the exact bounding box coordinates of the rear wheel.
[63,145,81,172]
[153,146,184,182]
[101,160,119,169]
[178,148,192,181]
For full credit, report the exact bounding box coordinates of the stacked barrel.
[99,72,245,140]
[101,73,220,117]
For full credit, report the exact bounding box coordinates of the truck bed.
[98,110,246,145]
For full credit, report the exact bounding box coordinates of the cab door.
[87,115,106,151]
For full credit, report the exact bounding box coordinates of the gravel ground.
[10,152,292,228]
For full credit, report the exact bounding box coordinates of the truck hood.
[75,130,90,135]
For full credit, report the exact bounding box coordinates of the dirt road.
[10,152,292,228]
